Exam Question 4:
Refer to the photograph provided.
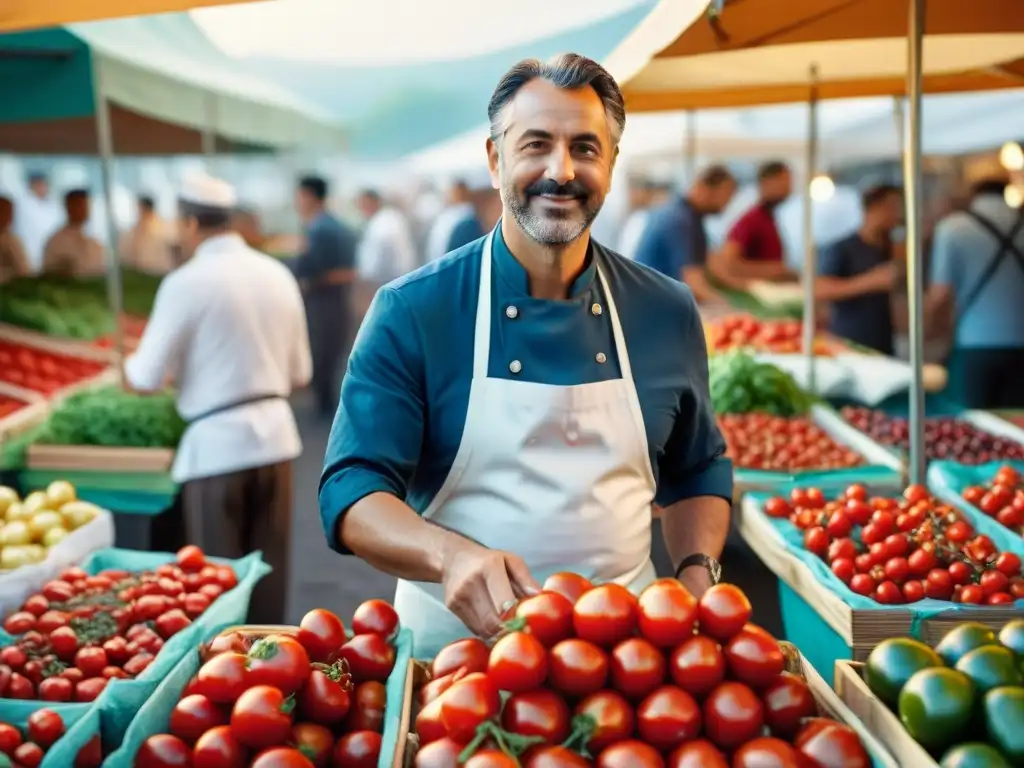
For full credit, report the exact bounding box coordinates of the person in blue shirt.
[426,180,485,262]
[319,53,733,656]
[632,164,736,303]
[927,161,1024,408]
[293,175,359,417]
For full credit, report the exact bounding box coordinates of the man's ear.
[486,138,501,191]
[606,145,620,195]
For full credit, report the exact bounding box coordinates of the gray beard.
[500,160,601,246]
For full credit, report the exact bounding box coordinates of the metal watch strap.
[674,553,722,585]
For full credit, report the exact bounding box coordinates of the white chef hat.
[179,171,237,210]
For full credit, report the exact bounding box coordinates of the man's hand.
[677,566,713,599]
[441,539,541,640]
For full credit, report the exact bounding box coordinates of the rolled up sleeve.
[318,286,426,553]
[655,297,733,507]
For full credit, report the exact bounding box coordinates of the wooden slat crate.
[27,444,175,473]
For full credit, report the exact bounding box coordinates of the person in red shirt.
[709,160,796,288]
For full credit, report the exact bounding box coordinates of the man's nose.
[545,145,576,186]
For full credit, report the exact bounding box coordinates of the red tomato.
[573,690,635,752]
[488,631,548,693]
[154,609,192,640]
[192,725,248,768]
[439,673,501,744]
[703,682,764,751]
[38,675,73,702]
[666,739,729,768]
[414,738,464,768]
[23,595,49,617]
[697,584,752,642]
[668,635,725,697]
[251,747,314,768]
[27,708,65,748]
[594,740,664,768]
[761,672,817,739]
[101,636,129,665]
[543,572,594,604]
[215,566,238,591]
[501,689,572,744]
[415,697,447,746]
[74,646,108,677]
[291,722,334,766]
[125,653,156,677]
[4,611,36,634]
[981,570,1010,597]
[465,751,518,768]
[176,545,207,572]
[297,608,348,663]
[36,610,70,634]
[197,652,251,704]
[547,639,609,698]
[0,646,27,670]
[6,672,34,699]
[0,722,22,753]
[247,635,311,694]
[75,734,103,768]
[338,633,396,683]
[513,592,575,647]
[13,742,45,768]
[351,599,400,637]
[169,693,227,743]
[636,579,698,648]
[609,637,666,701]
[230,684,295,749]
[635,685,701,752]
[332,731,382,768]
[723,625,785,689]
[733,737,802,768]
[995,552,1022,577]
[74,677,108,702]
[344,681,387,733]
[182,593,212,619]
[299,667,352,725]
[136,734,193,767]
[42,580,74,602]
[432,638,490,678]
[419,668,469,707]
[572,584,638,648]
[205,632,251,658]
[794,720,870,768]
[764,497,793,518]
[523,746,591,768]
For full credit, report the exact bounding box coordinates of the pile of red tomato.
[767,483,1024,605]
[135,599,400,768]
[1,546,236,702]
[706,316,839,356]
[717,414,864,472]
[0,394,29,421]
[0,708,102,767]
[961,464,1024,536]
[413,574,870,767]
[0,341,107,397]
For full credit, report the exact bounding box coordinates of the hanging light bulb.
[999,141,1024,171]
[809,174,835,202]
[1005,183,1024,209]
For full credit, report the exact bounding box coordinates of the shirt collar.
[195,232,245,259]
[491,221,598,300]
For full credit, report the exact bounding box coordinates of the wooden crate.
[736,496,1022,659]
[27,443,175,473]
[0,380,50,442]
[0,323,115,363]
[834,661,939,768]
[390,643,897,768]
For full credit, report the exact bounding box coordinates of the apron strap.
[955,209,1024,323]
[472,230,495,379]
[595,263,635,381]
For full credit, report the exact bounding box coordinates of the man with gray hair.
[320,53,732,656]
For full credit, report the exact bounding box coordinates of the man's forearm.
[338,491,469,583]
[661,495,730,596]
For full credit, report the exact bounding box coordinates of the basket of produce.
[391,576,897,767]
[928,461,1024,539]
[0,334,113,401]
[835,619,1024,767]
[993,411,1024,431]
[710,352,903,493]
[3,386,183,476]
[106,600,412,767]
[704,315,847,356]
[840,407,1024,466]
[0,545,269,749]
[738,482,1024,678]
[0,703,103,767]
[0,481,114,615]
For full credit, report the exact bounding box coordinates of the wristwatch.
[674,553,722,585]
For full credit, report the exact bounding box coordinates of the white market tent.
[0,0,261,34]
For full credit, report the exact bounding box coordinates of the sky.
[193,0,652,64]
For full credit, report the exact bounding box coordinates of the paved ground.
[284,391,785,638]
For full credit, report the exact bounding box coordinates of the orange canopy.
[0,0,260,33]
[606,0,1024,111]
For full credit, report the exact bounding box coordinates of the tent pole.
[892,96,906,180]
[91,55,125,386]
[802,64,820,394]
[684,110,697,183]
[905,0,927,484]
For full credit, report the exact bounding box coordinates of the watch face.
[708,558,723,585]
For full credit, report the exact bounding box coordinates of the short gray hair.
[487,53,626,149]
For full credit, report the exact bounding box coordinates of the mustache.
[524,179,589,198]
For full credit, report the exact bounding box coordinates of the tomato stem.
[247,638,278,660]
[279,694,297,716]
[560,714,596,757]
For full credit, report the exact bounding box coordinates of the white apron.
[394,232,658,658]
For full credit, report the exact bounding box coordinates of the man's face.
[295,188,315,218]
[177,216,200,259]
[487,78,616,246]
[66,195,89,225]
[874,193,905,232]
[762,170,793,205]
[706,180,738,215]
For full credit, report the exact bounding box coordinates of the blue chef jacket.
[319,225,734,552]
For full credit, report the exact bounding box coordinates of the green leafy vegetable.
[709,350,814,417]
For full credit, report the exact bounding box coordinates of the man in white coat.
[125,172,312,624]
[13,172,62,273]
